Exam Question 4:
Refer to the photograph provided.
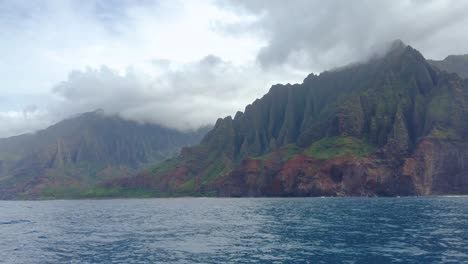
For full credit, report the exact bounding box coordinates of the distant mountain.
[0,110,208,199]
[104,41,468,197]
[428,55,468,79]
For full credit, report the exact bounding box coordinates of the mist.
[1,0,468,138]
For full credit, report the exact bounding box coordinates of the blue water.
[0,197,467,263]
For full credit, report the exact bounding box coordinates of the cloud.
[49,56,302,132]
[0,0,262,96]
[0,0,268,137]
[0,109,51,138]
[216,0,468,72]
[1,55,302,137]
[2,0,468,138]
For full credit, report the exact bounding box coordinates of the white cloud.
[2,0,468,138]
[50,56,302,131]
[0,0,262,96]
[0,0,270,137]
[0,109,51,138]
[217,0,468,71]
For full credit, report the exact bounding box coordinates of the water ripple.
[0,197,467,263]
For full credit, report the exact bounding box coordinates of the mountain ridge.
[103,42,468,197]
[428,54,468,79]
[0,110,209,199]
[2,42,467,199]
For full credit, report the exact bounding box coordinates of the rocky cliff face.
[101,41,467,197]
[102,41,468,198]
[403,137,468,195]
[0,111,208,199]
[217,136,468,197]
[8,41,466,199]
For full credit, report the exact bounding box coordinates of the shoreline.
[1,194,468,201]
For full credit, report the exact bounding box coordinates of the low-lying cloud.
[0,54,302,138]
[0,109,51,139]
[49,56,301,131]
[216,0,468,72]
[2,0,468,138]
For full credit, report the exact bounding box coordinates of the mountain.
[104,41,468,197]
[428,55,468,79]
[0,110,208,199]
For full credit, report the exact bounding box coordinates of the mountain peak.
[390,39,407,50]
[384,39,411,59]
[93,108,105,115]
[378,40,431,74]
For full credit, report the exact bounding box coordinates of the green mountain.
[104,41,468,197]
[428,55,468,79]
[0,110,208,199]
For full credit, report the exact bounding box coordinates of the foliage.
[303,136,376,159]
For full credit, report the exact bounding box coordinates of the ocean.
[1,197,467,263]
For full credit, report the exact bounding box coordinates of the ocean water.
[0,197,467,263]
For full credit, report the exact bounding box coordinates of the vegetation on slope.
[111,41,467,197]
[303,137,376,159]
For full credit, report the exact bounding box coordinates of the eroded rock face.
[215,154,413,197]
[403,138,468,195]
[103,42,468,198]
[214,136,468,197]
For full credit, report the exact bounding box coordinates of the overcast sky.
[1,0,468,138]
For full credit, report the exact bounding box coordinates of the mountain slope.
[428,55,468,79]
[0,110,208,199]
[105,42,468,197]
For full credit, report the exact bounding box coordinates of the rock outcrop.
[103,41,468,197]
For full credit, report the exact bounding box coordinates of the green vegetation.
[40,184,87,199]
[201,160,231,185]
[281,145,304,160]
[427,94,451,125]
[39,185,216,199]
[178,178,197,192]
[429,127,462,141]
[303,136,376,159]
[151,158,179,175]
[251,144,303,162]
[39,183,158,199]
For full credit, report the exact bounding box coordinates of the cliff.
[104,41,468,197]
[0,111,208,199]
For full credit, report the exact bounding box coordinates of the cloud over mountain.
[49,56,301,132]
[217,0,468,72]
[1,0,468,138]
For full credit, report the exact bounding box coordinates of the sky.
[1,0,468,138]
